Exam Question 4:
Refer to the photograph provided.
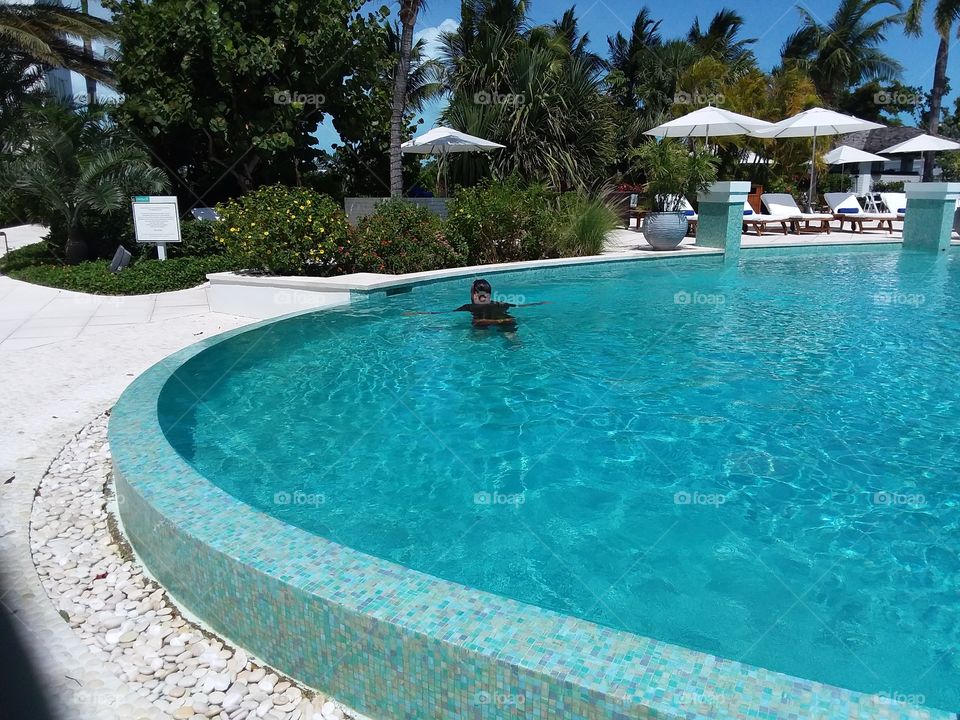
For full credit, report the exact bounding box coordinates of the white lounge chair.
[878,192,907,219]
[824,193,898,233]
[741,200,790,236]
[761,193,833,234]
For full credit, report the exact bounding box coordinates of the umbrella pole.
[808,131,818,212]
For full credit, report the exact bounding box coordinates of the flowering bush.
[445,178,555,264]
[214,185,351,275]
[351,200,465,274]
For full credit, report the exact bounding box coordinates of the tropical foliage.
[104,0,393,200]
[780,0,904,104]
[905,0,960,179]
[1,102,169,263]
[352,199,466,274]
[214,185,352,275]
[0,2,115,85]
[439,0,615,191]
[2,0,957,289]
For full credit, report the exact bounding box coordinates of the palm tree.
[0,2,116,87]
[2,103,169,263]
[905,0,960,180]
[389,0,425,198]
[605,7,663,111]
[781,0,904,105]
[688,9,757,77]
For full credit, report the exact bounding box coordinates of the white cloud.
[414,18,459,62]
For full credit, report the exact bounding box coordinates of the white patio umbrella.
[822,145,889,165]
[823,145,888,191]
[751,108,884,209]
[645,105,773,146]
[400,126,505,196]
[879,133,960,154]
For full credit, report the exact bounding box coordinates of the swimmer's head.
[471,279,492,304]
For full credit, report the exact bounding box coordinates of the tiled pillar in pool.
[695,181,751,258]
[903,182,960,252]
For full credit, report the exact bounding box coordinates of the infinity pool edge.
[111,258,953,720]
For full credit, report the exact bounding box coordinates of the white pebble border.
[29,413,366,720]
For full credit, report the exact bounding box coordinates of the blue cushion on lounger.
[683,209,696,216]
[898,208,906,213]
[837,208,859,214]
[743,210,754,216]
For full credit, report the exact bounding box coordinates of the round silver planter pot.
[644,211,689,250]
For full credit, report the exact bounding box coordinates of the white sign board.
[131,196,181,259]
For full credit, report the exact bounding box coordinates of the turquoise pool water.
[159,249,960,712]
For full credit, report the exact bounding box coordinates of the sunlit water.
[160,249,960,711]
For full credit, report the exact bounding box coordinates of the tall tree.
[440,2,614,190]
[605,7,662,111]
[79,0,97,104]
[688,9,756,77]
[0,1,115,86]
[905,0,960,180]
[107,0,391,202]
[389,0,425,197]
[780,0,904,105]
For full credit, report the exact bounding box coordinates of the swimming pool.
[118,247,959,718]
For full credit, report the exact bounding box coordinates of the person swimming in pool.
[404,278,546,333]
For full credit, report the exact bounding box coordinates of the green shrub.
[215,185,351,275]
[819,173,855,194]
[871,179,906,193]
[0,241,60,274]
[1,244,239,294]
[445,178,556,265]
[170,219,222,258]
[549,193,619,257]
[351,200,466,274]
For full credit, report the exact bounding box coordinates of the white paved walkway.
[0,276,251,483]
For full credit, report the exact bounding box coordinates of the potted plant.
[631,139,718,250]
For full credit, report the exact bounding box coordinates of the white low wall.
[206,247,721,319]
[207,274,352,319]
[344,197,449,224]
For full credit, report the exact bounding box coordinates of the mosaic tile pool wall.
[110,254,953,720]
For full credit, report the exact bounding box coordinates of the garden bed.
[0,243,239,295]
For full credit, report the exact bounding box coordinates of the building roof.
[841,126,924,154]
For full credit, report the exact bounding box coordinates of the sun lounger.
[878,192,907,219]
[761,193,833,234]
[741,200,790,236]
[824,193,898,233]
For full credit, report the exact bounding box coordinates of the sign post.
[131,196,181,259]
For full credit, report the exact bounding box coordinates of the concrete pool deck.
[1,231,956,719]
